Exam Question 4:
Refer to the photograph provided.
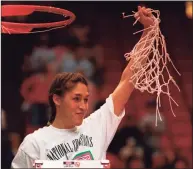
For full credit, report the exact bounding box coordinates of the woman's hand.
[135,6,155,28]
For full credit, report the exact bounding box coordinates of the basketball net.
[123,9,181,126]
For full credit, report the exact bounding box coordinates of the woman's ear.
[53,94,61,106]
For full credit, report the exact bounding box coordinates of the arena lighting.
[185,1,192,19]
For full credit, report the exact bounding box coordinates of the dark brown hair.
[48,72,88,124]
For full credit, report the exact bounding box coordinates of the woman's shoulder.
[19,126,51,155]
[22,126,50,147]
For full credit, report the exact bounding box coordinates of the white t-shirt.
[12,95,125,168]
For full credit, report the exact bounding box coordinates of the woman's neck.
[51,117,75,129]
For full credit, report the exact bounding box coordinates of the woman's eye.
[74,97,80,101]
[84,99,88,103]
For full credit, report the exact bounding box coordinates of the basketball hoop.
[1,5,76,34]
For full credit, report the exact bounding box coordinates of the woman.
[12,6,154,168]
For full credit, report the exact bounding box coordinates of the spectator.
[127,156,145,169]
[22,33,56,75]
[59,43,94,80]
[174,159,189,169]
[88,44,105,87]
[69,24,90,45]
[164,148,177,168]
[2,109,20,169]
[139,99,166,151]
[20,63,57,132]
[106,153,125,168]
[108,114,153,168]
[152,151,168,169]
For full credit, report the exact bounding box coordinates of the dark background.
[1,1,192,168]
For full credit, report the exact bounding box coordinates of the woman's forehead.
[68,83,89,96]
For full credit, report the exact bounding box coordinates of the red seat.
[169,122,192,135]
[25,125,40,135]
[173,136,192,148]
[160,135,172,150]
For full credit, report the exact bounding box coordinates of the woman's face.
[55,82,89,128]
[129,159,144,169]
[175,160,187,169]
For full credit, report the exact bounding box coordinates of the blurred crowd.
[106,101,190,169]
[1,5,192,168]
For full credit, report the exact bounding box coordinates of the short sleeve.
[11,149,35,168]
[85,94,125,151]
[11,134,39,168]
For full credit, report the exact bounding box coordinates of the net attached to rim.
[1,5,76,34]
[123,9,181,126]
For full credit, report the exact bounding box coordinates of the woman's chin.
[75,119,84,126]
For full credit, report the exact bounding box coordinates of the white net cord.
[2,24,68,34]
[122,9,181,126]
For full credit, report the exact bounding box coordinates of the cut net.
[123,9,181,126]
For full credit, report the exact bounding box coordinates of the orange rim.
[1,5,76,33]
